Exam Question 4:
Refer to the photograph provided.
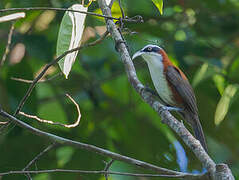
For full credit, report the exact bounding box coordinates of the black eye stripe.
[152,47,160,52]
[143,46,160,52]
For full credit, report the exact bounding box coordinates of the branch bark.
[97,0,234,179]
[0,169,199,178]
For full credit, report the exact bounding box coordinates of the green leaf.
[56,146,74,167]
[214,84,238,126]
[56,4,88,79]
[152,0,164,15]
[213,74,225,95]
[192,63,208,88]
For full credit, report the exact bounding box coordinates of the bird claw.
[161,106,182,112]
[180,120,185,126]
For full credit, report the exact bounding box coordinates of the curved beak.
[132,50,144,60]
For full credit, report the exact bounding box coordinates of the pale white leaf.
[0,12,25,23]
[57,4,88,79]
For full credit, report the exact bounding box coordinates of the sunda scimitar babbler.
[132,45,208,152]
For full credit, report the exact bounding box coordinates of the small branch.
[19,94,81,128]
[0,12,25,23]
[103,160,114,180]
[0,109,199,179]
[11,72,62,84]
[108,0,115,8]
[23,144,56,171]
[0,169,198,178]
[0,22,15,67]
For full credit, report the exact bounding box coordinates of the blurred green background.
[0,0,239,179]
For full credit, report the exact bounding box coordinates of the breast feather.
[147,60,175,106]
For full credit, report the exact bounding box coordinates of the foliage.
[0,0,239,179]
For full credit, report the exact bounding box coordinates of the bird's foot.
[180,119,185,126]
[161,106,182,112]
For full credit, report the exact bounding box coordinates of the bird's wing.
[166,65,198,114]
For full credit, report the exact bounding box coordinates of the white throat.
[141,54,175,105]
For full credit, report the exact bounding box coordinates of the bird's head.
[132,44,164,63]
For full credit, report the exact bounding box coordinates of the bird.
[132,44,208,152]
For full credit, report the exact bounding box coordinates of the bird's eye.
[147,47,152,51]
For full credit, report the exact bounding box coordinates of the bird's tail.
[191,115,208,153]
[183,112,208,153]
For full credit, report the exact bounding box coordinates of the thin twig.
[117,0,125,30]
[0,169,199,178]
[11,72,62,84]
[23,144,56,171]
[103,160,114,180]
[0,22,15,67]
[0,7,118,20]
[118,0,125,19]
[109,0,115,8]
[0,7,143,23]
[19,94,81,128]
[24,173,32,180]
[0,109,199,179]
